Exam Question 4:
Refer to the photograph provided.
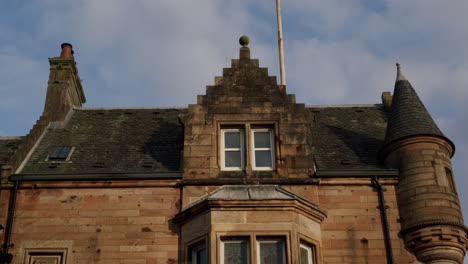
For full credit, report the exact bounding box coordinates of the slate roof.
[383,78,449,147]
[0,137,23,166]
[307,105,388,169]
[19,108,186,175]
[3,104,392,176]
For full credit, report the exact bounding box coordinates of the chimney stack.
[43,43,86,121]
[60,43,74,58]
[5,43,85,173]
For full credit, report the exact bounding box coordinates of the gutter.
[372,176,394,264]
[10,172,182,181]
[1,181,18,264]
[315,169,398,177]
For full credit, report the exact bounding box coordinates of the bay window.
[221,238,250,264]
[257,238,286,264]
[191,244,207,264]
[299,242,315,264]
[220,237,286,264]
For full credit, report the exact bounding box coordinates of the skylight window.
[48,146,72,161]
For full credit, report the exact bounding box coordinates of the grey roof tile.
[308,105,387,169]
[20,108,186,175]
[182,185,324,213]
[383,79,448,147]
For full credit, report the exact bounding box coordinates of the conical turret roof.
[383,64,452,149]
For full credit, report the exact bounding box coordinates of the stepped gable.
[18,108,186,176]
[197,46,292,110]
[181,37,314,179]
[383,64,453,151]
[308,105,387,169]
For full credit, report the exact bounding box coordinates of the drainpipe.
[372,176,394,264]
[1,181,18,264]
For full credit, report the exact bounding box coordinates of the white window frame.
[221,238,250,264]
[299,243,314,264]
[221,128,245,171]
[250,128,275,170]
[257,238,286,264]
[191,244,207,264]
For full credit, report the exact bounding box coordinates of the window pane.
[254,132,271,148]
[259,240,285,264]
[255,150,272,167]
[225,151,241,168]
[225,132,241,148]
[197,248,207,264]
[49,146,71,160]
[300,247,309,264]
[224,241,249,264]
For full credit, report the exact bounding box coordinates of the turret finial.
[396,62,407,81]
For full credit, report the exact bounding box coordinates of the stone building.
[0,39,466,264]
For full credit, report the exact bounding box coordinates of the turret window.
[445,167,456,192]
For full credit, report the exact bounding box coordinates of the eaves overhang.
[10,172,182,181]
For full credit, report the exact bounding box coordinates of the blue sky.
[1,0,468,259]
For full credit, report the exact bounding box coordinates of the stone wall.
[181,183,419,263]
[5,185,179,264]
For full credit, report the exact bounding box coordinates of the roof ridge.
[0,137,24,140]
[306,104,383,108]
[74,106,188,110]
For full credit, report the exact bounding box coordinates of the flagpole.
[276,0,286,85]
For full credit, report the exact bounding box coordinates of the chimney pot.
[60,43,74,58]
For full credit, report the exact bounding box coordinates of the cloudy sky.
[1,0,468,258]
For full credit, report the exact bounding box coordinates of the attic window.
[48,146,72,161]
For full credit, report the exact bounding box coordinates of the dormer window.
[251,128,275,170]
[220,125,276,171]
[221,128,245,170]
[47,146,73,161]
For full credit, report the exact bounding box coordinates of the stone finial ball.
[239,35,250,47]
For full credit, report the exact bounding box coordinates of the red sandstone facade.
[0,41,466,264]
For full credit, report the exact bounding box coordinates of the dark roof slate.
[383,79,447,146]
[16,104,390,175]
[0,137,23,166]
[308,105,387,169]
[20,108,186,175]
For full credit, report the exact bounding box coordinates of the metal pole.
[276,0,286,85]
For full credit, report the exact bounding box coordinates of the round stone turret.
[381,64,468,263]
